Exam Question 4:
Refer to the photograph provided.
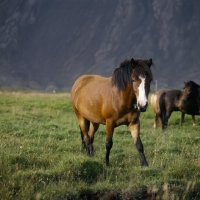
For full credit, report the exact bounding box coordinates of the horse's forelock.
[133,60,153,81]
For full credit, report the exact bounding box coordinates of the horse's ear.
[131,58,137,69]
[148,58,152,67]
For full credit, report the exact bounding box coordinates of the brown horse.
[151,88,196,130]
[71,58,153,167]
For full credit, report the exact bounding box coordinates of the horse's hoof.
[141,163,148,167]
[103,158,109,166]
[89,151,94,157]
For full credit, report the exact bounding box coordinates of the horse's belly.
[82,112,106,124]
[77,102,107,124]
[180,104,200,115]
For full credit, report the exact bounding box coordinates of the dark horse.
[150,86,197,130]
[181,80,200,114]
[71,58,153,167]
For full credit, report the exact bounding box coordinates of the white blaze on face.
[137,76,147,107]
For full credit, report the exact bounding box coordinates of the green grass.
[0,91,200,199]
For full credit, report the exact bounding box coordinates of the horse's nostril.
[140,106,147,112]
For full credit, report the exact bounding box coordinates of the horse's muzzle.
[137,102,148,112]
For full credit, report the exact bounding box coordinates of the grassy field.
[0,91,200,199]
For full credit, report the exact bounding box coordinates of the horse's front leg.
[128,121,148,167]
[180,112,185,126]
[104,120,114,166]
[192,115,196,126]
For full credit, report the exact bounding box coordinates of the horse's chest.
[179,100,199,115]
[115,111,139,126]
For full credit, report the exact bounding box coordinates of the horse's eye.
[132,80,135,82]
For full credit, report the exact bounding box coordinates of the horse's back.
[163,89,182,111]
[72,74,104,90]
[164,90,182,101]
[156,89,184,116]
[71,75,108,100]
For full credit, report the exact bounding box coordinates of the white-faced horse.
[71,58,153,166]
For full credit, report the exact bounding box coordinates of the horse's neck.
[192,84,200,93]
[197,88,200,103]
[121,86,137,105]
[191,86,200,97]
[198,87,200,96]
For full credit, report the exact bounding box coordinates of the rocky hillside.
[0,0,200,91]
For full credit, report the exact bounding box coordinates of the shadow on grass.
[73,160,104,184]
[77,181,200,200]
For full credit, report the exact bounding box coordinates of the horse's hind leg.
[77,116,93,156]
[192,115,196,126]
[153,114,159,128]
[162,115,169,130]
[79,121,89,149]
[180,112,185,126]
[88,123,99,156]
[104,119,114,166]
[162,110,172,130]
[160,112,166,130]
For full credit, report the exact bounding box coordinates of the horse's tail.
[150,94,156,114]
[159,92,167,130]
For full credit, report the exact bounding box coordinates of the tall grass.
[0,91,200,199]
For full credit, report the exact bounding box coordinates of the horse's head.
[131,58,153,112]
[182,80,198,102]
[111,58,153,112]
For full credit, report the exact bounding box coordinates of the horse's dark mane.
[184,80,200,89]
[111,58,153,90]
[183,80,200,100]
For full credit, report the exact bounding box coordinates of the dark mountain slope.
[0,0,200,90]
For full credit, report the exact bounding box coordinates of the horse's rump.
[150,89,169,114]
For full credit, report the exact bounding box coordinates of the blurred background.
[0,0,200,91]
